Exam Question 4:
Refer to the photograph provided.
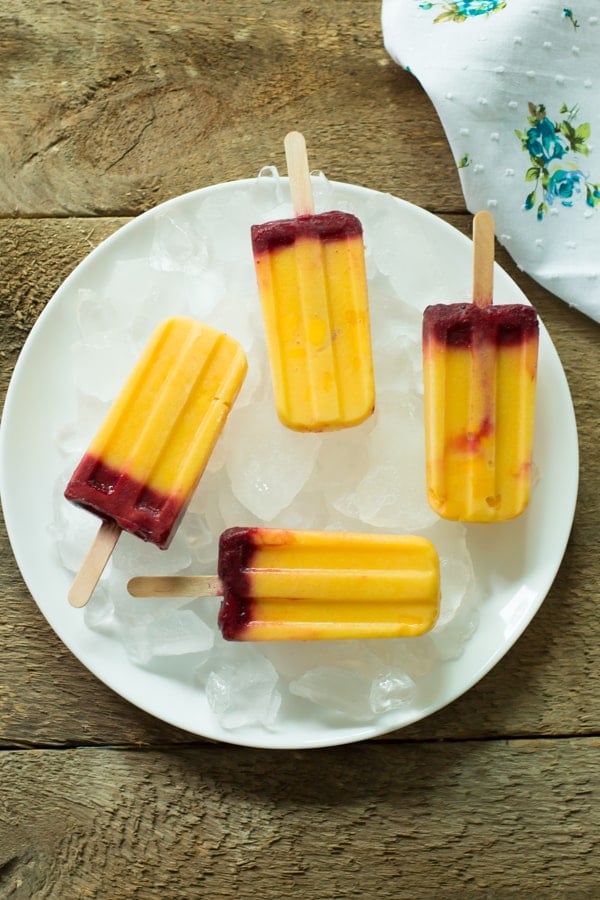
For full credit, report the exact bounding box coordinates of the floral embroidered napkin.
[382,0,600,323]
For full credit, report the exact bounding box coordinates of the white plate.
[0,177,578,749]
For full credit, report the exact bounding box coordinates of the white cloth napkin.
[382,0,600,323]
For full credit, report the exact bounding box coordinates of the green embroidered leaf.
[525,167,541,182]
[434,12,466,22]
[525,191,536,210]
[537,202,547,221]
[559,121,577,147]
[576,122,591,141]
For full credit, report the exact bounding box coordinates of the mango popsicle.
[422,212,539,522]
[251,132,375,431]
[128,526,440,641]
[65,317,247,607]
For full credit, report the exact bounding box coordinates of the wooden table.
[1,3,598,896]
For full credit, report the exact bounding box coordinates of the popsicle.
[251,131,375,431]
[422,211,539,522]
[65,317,247,607]
[128,526,440,641]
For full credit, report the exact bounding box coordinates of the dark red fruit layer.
[251,211,363,254]
[423,303,539,348]
[64,455,183,549]
[217,527,260,640]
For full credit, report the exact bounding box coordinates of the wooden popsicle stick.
[68,520,121,608]
[127,574,223,599]
[472,210,495,309]
[284,130,315,216]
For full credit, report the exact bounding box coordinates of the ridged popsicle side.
[251,211,375,432]
[423,303,539,523]
[65,317,247,548]
[217,527,440,641]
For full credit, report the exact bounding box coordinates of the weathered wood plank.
[1,216,598,747]
[0,2,462,216]
[0,741,598,897]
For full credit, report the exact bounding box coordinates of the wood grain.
[0,2,461,217]
[0,742,598,898]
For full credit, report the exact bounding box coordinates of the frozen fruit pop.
[128,527,440,641]
[65,317,247,608]
[422,211,539,523]
[251,131,375,431]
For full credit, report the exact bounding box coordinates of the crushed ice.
[53,168,481,732]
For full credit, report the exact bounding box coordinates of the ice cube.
[111,528,192,576]
[369,636,437,680]
[432,606,479,661]
[204,284,255,352]
[267,488,330,531]
[55,394,109,457]
[76,289,119,346]
[71,333,137,403]
[369,670,416,714]
[363,196,416,279]
[127,286,188,353]
[224,399,321,520]
[184,269,222,323]
[314,424,371,510]
[335,392,437,531]
[205,644,281,729]
[51,479,104,574]
[104,258,170,331]
[310,170,336,212]
[109,568,188,628]
[230,340,267,409]
[426,520,476,629]
[262,639,380,681]
[181,512,219,572]
[197,190,258,264]
[83,583,115,634]
[289,666,375,720]
[123,608,214,666]
[368,283,423,395]
[216,481,263,530]
[252,166,293,223]
[151,211,209,274]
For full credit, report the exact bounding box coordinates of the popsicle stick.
[68,520,121,608]
[284,130,315,216]
[472,210,495,308]
[127,575,222,599]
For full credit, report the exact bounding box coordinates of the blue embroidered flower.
[545,164,586,207]
[417,0,507,22]
[517,102,600,220]
[525,117,568,165]
[453,0,505,13]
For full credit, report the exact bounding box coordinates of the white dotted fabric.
[382,0,600,323]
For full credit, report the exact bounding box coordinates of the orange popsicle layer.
[65,317,247,548]
[251,211,375,431]
[423,303,539,522]
[217,527,440,641]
